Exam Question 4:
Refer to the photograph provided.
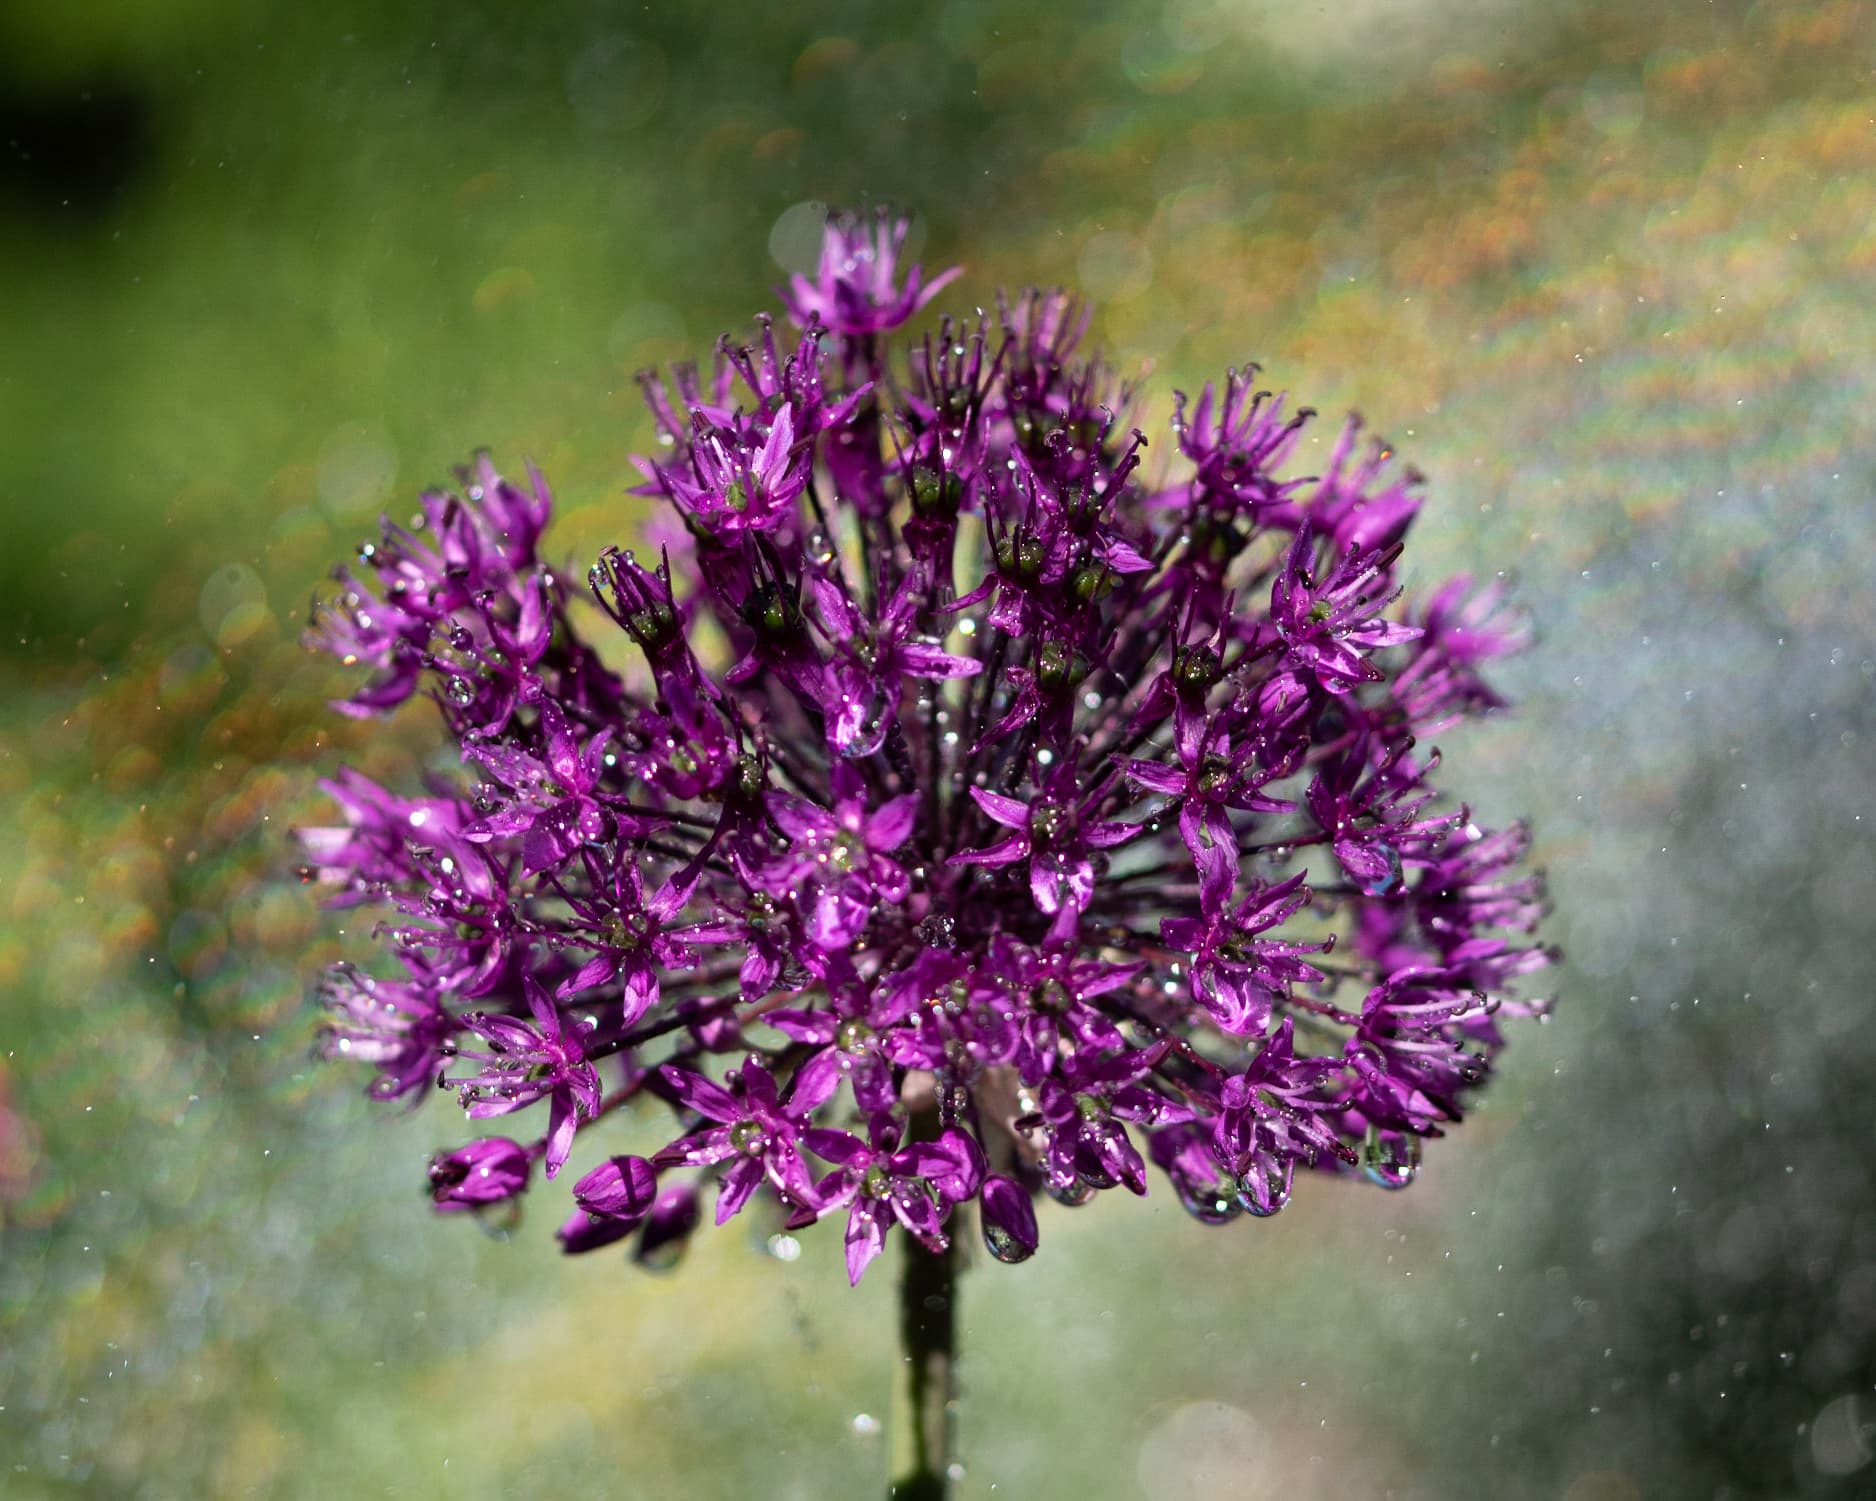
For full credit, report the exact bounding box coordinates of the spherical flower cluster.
[303,210,1552,1284]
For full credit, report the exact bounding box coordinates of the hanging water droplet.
[982,1220,1034,1264]
[1362,1130,1420,1190]
[635,1235,686,1273]
[1362,845,1405,897]
[1047,1176,1097,1208]
[1175,1178,1241,1226]
[1235,1157,1294,1217]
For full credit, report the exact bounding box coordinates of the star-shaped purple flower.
[1160,873,1331,1036]
[463,694,627,874]
[652,1054,840,1224]
[778,208,961,340]
[1269,525,1422,694]
[452,978,601,1178]
[798,1117,985,1284]
[951,764,1137,931]
[762,762,918,951]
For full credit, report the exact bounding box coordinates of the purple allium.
[303,210,1553,1284]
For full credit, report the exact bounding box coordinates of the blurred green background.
[4,1,1875,1496]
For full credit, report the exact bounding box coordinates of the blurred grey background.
[2,1,1874,1497]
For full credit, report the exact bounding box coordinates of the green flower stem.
[888,1223,957,1500]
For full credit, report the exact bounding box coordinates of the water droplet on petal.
[1362,845,1405,896]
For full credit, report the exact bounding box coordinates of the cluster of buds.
[303,211,1552,1283]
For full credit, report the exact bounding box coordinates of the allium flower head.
[304,210,1553,1284]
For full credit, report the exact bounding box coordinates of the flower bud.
[572,1154,659,1221]
[428,1137,530,1213]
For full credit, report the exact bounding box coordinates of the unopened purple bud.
[428,1136,530,1213]
[979,1174,1039,1264]
[633,1181,702,1272]
[572,1154,659,1221]
[556,1207,640,1255]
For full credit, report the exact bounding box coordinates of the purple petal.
[524,977,560,1033]
[811,574,864,641]
[758,401,796,483]
[538,697,582,786]
[542,1091,579,1179]
[1125,759,1186,795]
[1097,535,1154,574]
[1032,852,1094,915]
[464,808,535,842]
[787,1047,845,1116]
[557,951,618,1000]
[714,1157,765,1224]
[1182,801,1238,913]
[652,1125,735,1168]
[765,1008,839,1044]
[845,1199,887,1285]
[658,1065,743,1123]
[866,794,920,852]
[1084,819,1140,850]
[766,1135,821,1205]
[742,1058,780,1110]
[949,830,1028,869]
[1352,619,1424,649]
[1334,836,1395,886]
[969,786,1032,829]
[740,948,782,999]
[465,740,540,791]
[768,790,834,842]
[900,641,983,679]
[620,957,660,1028]
[648,867,700,922]
[809,887,868,950]
[802,1127,871,1166]
[1160,915,1206,950]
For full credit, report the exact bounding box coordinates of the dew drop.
[1047,1176,1097,1209]
[982,1221,1034,1264]
[1235,1157,1294,1217]
[1361,845,1405,897]
[1362,1131,1421,1190]
[1176,1179,1241,1226]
